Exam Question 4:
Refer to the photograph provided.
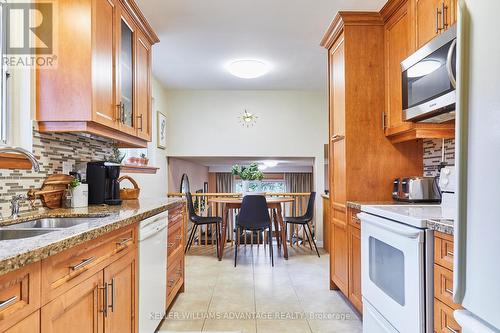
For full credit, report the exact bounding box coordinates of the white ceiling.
[170,156,314,172]
[136,0,387,90]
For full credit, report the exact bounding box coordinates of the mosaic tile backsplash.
[0,131,114,216]
[423,138,456,177]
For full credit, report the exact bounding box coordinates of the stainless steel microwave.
[401,25,457,123]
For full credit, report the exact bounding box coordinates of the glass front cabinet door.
[117,10,136,135]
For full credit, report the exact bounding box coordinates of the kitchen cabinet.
[41,270,104,333]
[433,232,462,332]
[0,262,41,332]
[103,251,137,333]
[415,0,457,49]
[166,203,186,310]
[347,209,362,313]
[36,0,159,148]
[3,311,39,333]
[321,11,423,314]
[41,224,138,333]
[381,0,455,143]
[135,32,153,141]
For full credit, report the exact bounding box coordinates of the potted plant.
[107,147,126,164]
[139,153,149,166]
[231,163,264,195]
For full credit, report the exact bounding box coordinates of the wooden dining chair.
[283,192,320,257]
[234,195,273,267]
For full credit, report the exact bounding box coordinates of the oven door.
[359,212,425,333]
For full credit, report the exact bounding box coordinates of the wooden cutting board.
[33,174,74,209]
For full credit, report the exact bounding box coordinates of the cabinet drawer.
[434,299,461,333]
[434,264,460,310]
[167,219,183,256]
[435,233,454,270]
[41,225,136,304]
[166,252,184,298]
[348,208,361,229]
[0,263,41,332]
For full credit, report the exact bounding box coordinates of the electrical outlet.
[62,161,74,175]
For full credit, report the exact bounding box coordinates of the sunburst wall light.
[238,110,258,127]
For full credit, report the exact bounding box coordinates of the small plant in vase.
[139,153,149,166]
[231,163,264,196]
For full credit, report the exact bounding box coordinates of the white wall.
[164,90,328,244]
[168,157,208,193]
[122,76,169,198]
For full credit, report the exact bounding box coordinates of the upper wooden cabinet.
[381,0,455,143]
[415,0,457,49]
[321,12,423,312]
[36,0,159,148]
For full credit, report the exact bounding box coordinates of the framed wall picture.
[157,111,167,149]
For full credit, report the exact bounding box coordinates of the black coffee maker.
[86,161,122,205]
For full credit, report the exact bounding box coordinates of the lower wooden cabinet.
[348,224,362,313]
[330,207,363,314]
[166,203,186,310]
[103,251,137,333]
[434,231,461,332]
[0,262,41,332]
[330,220,348,296]
[41,243,137,333]
[4,310,40,333]
[41,270,104,333]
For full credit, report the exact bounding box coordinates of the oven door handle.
[446,39,457,88]
[358,213,423,239]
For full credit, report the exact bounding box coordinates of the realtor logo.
[2,1,57,67]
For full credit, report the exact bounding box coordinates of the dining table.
[208,196,294,261]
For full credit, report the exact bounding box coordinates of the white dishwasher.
[138,211,168,333]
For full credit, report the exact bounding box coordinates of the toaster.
[392,177,441,202]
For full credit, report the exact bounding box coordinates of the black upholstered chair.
[284,192,320,257]
[235,195,273,267]
[185,192,222,256]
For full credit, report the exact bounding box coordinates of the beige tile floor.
[159,243,362,333]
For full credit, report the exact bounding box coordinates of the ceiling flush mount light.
[407,60,442,78]
[258,164,268,171]
[263,160,278,167]
[238,110,258,127]
[226,59,270,79]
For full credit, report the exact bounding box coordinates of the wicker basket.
[118,175,140,200]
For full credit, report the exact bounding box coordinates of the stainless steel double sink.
[0,216,109,241]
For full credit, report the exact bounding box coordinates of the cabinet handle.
[381,112,386,130]
[99,282,108,317]
[137,114,143,131]
[0,296,17,311]
[108,278,115,313]
[70,257,96,271]
[331,134,345,143]
[446,250,454,257]
[168,242,175,248]
[445,287,453,295]
[116,103,122,122]
[121,103,125,124]
[446,325,459,333]
[436,7,443,33]
[168,279,175,287]
[116,237,133,248]
[442,2,448,30]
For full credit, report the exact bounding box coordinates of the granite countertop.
[347,201,403,210]
[350,201,455,235]
[426,218,454,235]
[0,197,183,276]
